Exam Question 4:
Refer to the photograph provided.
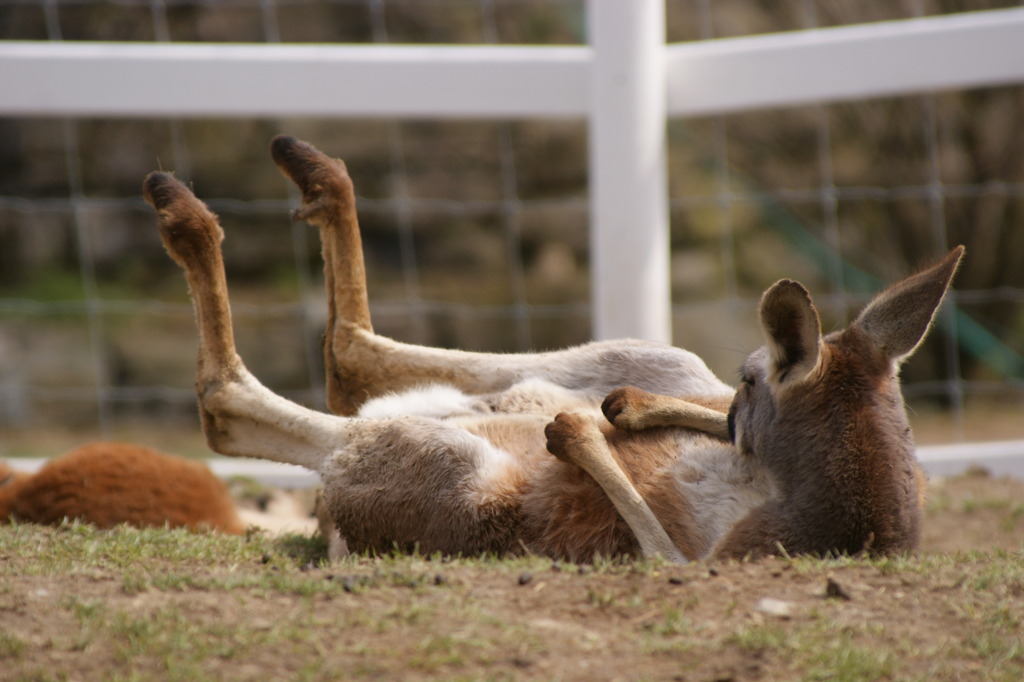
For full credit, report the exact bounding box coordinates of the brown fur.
[603,424,708,557]
[714,252,962,559]
[272,135,373,415]
[518,421,704,561]
[0,442,244,534]
[602,386,732,439]
[143,135,961,563]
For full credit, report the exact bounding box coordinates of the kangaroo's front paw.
[544,412,601,466]
[601,386,657,431]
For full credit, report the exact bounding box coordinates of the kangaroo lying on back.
[143,135,961,562]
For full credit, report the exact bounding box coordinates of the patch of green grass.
[926,487,953,513]
[121,572,150,596]
[962,496,1012,514]
[409,633,469,671]
[63,595,106,625]
[7,670,70,682]
[805,632,895,682]
[727,622,789,654]
[1002,504,1024,532]
[0,521,272,576]
[585,586,617,609]
[960,627,1024,682]
[722,618,901,681]
[649,606,694,636]
[965,549,1024,593]
[0,628,28,658]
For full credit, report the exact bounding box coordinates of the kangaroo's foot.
[545,412,687,563]
[144,171,240,377]
[144,172,224,274]
[271,135,372,415]
[271,135,357,227]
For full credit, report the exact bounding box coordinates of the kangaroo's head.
[726,246,964,556]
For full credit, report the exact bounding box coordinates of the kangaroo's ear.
[851,246,964,364]
[759,279,822,386]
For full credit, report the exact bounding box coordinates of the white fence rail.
[6,8,1024,120]
[2,1,1023,472]
[665,7,1024,116]
[0,41,590,118]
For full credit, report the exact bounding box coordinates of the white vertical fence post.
[587,0,671,343]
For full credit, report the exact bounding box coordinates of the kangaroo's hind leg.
[270,135,738,414]
[144,171,346,472]
[271,135,543,412]
[270,135,373,415]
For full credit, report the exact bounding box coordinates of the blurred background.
[1,0,1022,459]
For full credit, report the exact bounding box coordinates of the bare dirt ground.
[2,470,1023,682]
[920,469,1024,553]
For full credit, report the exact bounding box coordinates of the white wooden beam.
[666,8,1024,117]
[4,8,1024,120]
[0,41,589,118]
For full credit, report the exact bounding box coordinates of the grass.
[1,522,1023,681]
[0,630,28,658]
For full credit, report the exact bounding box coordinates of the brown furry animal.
[0,442,244,534]
[143,135,961,562]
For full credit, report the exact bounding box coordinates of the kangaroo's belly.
[459,413,766,562]
[353,382,765,560]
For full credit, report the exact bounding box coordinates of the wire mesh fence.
[0,0,1022,458]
